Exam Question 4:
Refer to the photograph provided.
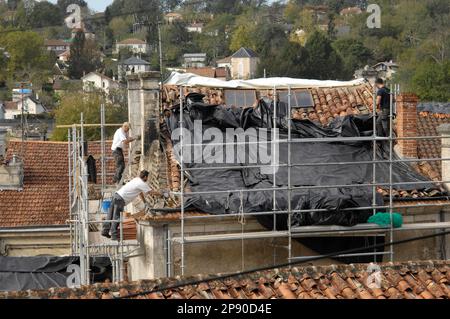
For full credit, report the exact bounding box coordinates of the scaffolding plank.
[171,222,450,244]
[171,231,290,244]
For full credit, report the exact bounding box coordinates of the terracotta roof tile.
[0,141,69,227]
[417,111,450,180]
[6,260,449,299]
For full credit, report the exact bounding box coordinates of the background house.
[216,56,232,69]
[0,138,70,257]
[3,97,46,120]
[114,38,150,55]
[183,53,207,68]
[82,72,120,95]
[164,12,183,23]
[373,61,398,80]
[186,22,204,33]
[118,56,151,81]
[230,47,260,80]
[44,39,71,54]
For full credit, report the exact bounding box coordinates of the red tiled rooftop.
[0,141,69,228]
[417,111,450,180]
[4,260,449,299]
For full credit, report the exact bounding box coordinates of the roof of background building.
[183,53,207,58]
[232,47,259,58]
[0,141,69,228]
[0,140,122,228]
[44,39,70,47]
[3,101,18,111]
[121,56,150,66]
[117,38,146,45]
[3,260,449,299]
[185,67,228,79]
[417,102,450,180]
[216,56,232,64]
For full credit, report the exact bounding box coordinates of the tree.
[409,60,450,102]
[27,1,63,28]
[304,31,344,79]
[0,31,53,85]
[258,41,309,78]
[52,93,128,141]
[67,30,101,79]
[333,38,373,79]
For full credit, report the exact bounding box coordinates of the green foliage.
[409,61,450,102]
[304,31,344,80]
[0,31,52,86]
[52,93,128,141]
[67,31,101,79]
[27,1,63,28]
[333,38,373,78]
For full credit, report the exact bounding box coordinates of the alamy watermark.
[366,263,382,289]
[367,4,381,29]
[172,120,280,174]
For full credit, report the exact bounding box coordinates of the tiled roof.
[417,111,450,180]
[3,101,18,111]
[163,83,375,126]
[0,141,69,228]
[45,39,70,47]
[118,38,146,45]
[4,260,450,299]
[185,67,228,79]
[121,56,150,66]
[216,56,232,64]
[418,102,450,114]
[232,47,259,58]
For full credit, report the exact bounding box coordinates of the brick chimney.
[395,93,419,159]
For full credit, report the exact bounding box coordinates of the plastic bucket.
[102,200,112,214]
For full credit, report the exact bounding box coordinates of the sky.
[47,0,114,12]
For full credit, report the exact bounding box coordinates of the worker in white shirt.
[102,170,168,240]
[112,122,136,184]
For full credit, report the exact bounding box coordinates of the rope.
[238,190,246,225]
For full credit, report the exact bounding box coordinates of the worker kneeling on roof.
[102,170,168,241]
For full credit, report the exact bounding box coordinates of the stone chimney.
[0,130,24,190]
[127,71,161,159]
[0,128,6,158]
[438,124,450,191]
[395,93,419,159]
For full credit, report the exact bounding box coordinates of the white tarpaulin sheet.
[164,71,367,89]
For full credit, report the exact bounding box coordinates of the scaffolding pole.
[179,86,186,276]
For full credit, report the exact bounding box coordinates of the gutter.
[0,226,70,234]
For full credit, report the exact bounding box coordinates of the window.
[224,90,256,108]
[278,90,314,108]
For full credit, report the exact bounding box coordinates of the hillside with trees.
[0,0,449,102]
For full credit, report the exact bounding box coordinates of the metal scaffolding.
[172,83,450,276]
[67,105,140,285]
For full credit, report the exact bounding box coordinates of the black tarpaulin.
[0,256,111,292]
[167,96,439,228]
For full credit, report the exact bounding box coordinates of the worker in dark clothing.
[375,78,392,137]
